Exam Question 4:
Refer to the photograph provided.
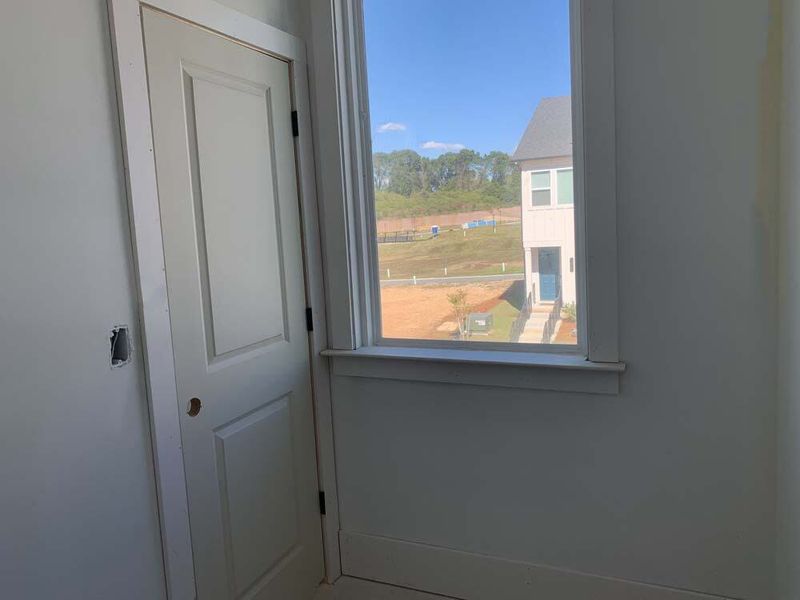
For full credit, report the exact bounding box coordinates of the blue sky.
[363,0,572,157]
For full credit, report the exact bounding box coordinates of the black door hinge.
[291,111,299,137]
[318,491,327,515]
[305,307,313,332]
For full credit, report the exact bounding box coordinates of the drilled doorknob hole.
[187,398,202,417]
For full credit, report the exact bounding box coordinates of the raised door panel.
[189,71,288,360]
[214,395,299,596]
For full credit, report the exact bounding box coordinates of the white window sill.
[321,346,625,395]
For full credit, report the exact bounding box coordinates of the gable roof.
[512,96,573,162]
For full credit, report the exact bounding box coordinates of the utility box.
[468,312,493,334]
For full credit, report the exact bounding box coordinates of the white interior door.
[141,9,324,599]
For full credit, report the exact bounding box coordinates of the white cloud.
[377,122,407,133]
[421,141,466,152]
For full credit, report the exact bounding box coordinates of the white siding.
[519,159,576,305]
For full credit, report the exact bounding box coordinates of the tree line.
[372,148,521,205]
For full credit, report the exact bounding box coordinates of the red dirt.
[553,319,578,344]
[380,281,515,340]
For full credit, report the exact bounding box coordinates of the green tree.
[429,152,457,191]
[447,289,471,340]
[370,147,522,208]
[453,149,481,190]
[485,151,511,185]
[383,150,425,196]
[372,152,391,191]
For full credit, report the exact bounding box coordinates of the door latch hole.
[187,398,202,417]
[110,326,132,368]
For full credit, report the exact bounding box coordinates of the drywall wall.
[328,1,779,599]
[778,1,800,598]
[0,2,167,598]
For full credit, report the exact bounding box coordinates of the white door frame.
[107,1,341,597]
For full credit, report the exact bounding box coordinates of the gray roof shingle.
[512,96,573,162]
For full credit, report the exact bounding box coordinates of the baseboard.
[339,531,734,600]
[316,576,456,600]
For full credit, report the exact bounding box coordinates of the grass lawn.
[474,298,519,342]
[378,222,524,280]
[479,280,525,342]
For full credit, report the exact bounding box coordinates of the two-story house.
[512,96,576,307]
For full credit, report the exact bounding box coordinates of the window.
[532,172,553,207]
[361,0,580,348]
[315,0,620,365]
[557,169,574,205]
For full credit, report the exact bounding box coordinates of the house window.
[532,171,552,207]
[317,0,620,364]
[557,169,574,205]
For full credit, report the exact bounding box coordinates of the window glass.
[557,169,574,205]
[532,189,552,207]
[532,172,552,206]
[364,0,578,346]
[532,171,551,189]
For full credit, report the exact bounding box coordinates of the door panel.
[191,72,288,358]
[214,395,298,596]
[142,9,323,600]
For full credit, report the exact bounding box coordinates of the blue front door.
[538,248,561,302]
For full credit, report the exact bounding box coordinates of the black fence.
[377,230,418,244]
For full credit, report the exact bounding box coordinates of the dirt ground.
[553,319,578,344]
[380,281,515,339]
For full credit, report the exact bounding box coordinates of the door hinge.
[291,110,299,137]
[305,307,313,332]
[318,491,327,516]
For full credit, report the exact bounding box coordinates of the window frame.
[312,0,620,370]
[529,168,575,210]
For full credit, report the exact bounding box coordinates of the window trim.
[311,0,620,371]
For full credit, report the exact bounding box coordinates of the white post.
[444,266,448,276]
[387,268,391,279]
[413,275,417,285]
[502,262,506,273]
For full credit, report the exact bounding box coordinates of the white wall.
[0,2,166,598]
[0,1,310,598]
[0,0,785,597]
[329,1,780,598]
[778,1,800,598]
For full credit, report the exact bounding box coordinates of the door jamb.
[107,1,341,597]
